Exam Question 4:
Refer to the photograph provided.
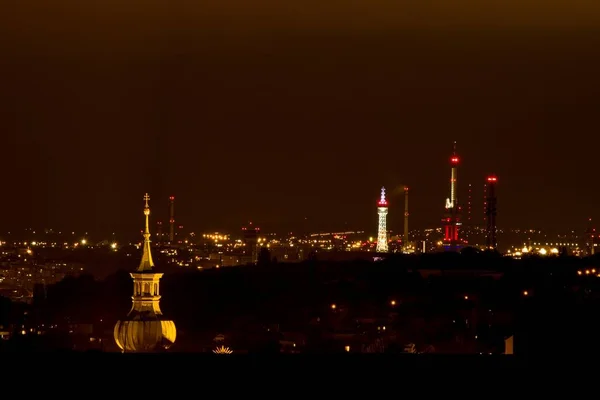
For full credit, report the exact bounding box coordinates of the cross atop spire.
[138,193,155,272]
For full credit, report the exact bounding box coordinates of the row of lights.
[511,247,561,257]
[332,292,529,313]
[577,269,600,277]
[466,292,528,299]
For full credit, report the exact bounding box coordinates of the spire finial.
[138,193,154,272]
[453,141,457,155]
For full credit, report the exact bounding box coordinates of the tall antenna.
[403,186,409,251]
[169,196,175,243]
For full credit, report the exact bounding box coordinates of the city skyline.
[0,140,594,239]
[2,1,600,236]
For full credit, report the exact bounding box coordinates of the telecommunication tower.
[485,176,498,250]
[376,187,389,253]
[442,142,462,251]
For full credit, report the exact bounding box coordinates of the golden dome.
[114,319,176,353]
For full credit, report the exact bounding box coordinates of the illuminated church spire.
[138,193,154,272]
[114,193,176,353]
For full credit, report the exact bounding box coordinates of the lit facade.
[114,193,176,352]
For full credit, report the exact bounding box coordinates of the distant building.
[242,222,260,264]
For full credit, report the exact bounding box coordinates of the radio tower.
[156,221,163,244]
[585,218,595,256]
[466,183,472,241]
[403,186,409,252]
[442,142,462,251]
[485,176,498,250]
[169,196,175,243]
[376,187,389,253]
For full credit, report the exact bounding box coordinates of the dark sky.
[2,1,600,238]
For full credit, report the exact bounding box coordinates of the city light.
[213,346,233,354]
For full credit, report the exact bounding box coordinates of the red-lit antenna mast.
[442,142,462,250]
[586,217,596,256]
[169,196,175,243]
[156,221,163,244]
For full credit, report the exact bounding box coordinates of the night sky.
[2,1,600,238]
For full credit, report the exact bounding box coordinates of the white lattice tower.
[376,187,388,252]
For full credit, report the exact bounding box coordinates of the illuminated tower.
[442,142,462,251]
[376,187,389,253]
[114,193,176,353]
[169,196,175,243]
[485,176,498,250]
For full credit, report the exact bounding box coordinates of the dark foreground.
[0,352,555,366]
